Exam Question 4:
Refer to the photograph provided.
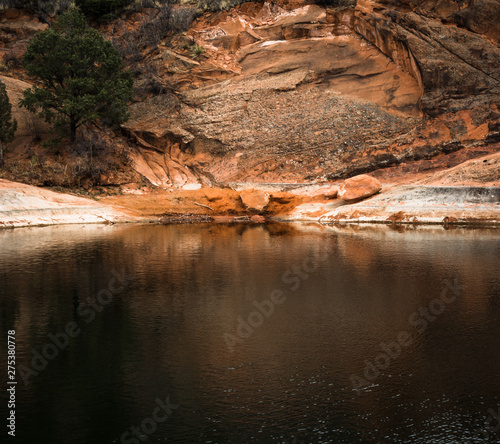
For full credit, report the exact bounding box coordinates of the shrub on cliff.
[140,2,196,46]
[197,0,259,12]
[314,0,356,7]
[0,80,17,167]
[75,0,133,19]
[20,9,133,142]
[0,0,72,21]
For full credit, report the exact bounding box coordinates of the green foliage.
[0,0,72,20]
[20,9,133,142]
[190,43,204,58]
[75,0,133,18]
[41,135,64,150]
[30,154,38,169]
[139,2,196,47]
[197,0,247,12]
[0,80,17,166]
[313,0,356,7]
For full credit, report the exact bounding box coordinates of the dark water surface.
[0,223,499,444]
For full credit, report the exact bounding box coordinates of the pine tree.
[20,9,133,143]
[0,80,17,167]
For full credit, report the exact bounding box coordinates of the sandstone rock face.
[182,183,202,190]
[289,184,338,199]
[325,185,500,224]
[420,151,500,187]
[281,184,500,225]
[123,124,211,188]
[409,0,500,44]
[0,179,135,228]
[0,75,51,145]
[0,9,48,64]
[239,188,270,212]
[354,1,500,116]
[117,1,500,185]
[338,174,382,201]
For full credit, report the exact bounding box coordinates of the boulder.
[250,214,266,223]
[338,175,382,201]
[240,188,270,212]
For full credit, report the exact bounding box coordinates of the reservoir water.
[0,223,499,443]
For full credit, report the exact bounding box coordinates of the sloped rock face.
[407,0,500,44]
[0,9,48,64]
[123,0,499,186]
[0,75,51,145]
[0,179,136,227]
[354,0,500,116]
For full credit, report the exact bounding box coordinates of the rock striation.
[122,0,500,186]
[0,179,137,228]
[1,2,498,192]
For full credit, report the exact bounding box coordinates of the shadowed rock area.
[0,75,51,146]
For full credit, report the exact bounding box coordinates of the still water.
[0,223,499,444]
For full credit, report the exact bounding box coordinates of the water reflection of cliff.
[0,223,499,443]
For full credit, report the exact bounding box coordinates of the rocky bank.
[0,179,138,228]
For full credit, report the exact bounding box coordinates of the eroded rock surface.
[354,0,500,115]
[280,184,500,225]
[1,2,497,189]
[0,179,137,227]
[123,0,499,186]
[0,9,48,64]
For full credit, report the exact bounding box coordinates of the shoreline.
[1,179,499,229]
